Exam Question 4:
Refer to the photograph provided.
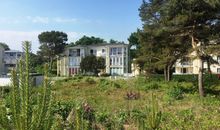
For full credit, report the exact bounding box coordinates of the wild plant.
[137,93,162,130]
[0,41,53,130]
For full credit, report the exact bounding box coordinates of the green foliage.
[97,78,121,90]
[52,101,75,120]
[49,75,220,129]
[0,42,53,130]
[143,82,160,91]
[83,77,96,84]
[135,76,162,91]
[137,94,162,130]
[128,31,141,59]
[72,35,106,46]
[80,55,105,75]
[0,42,10,50]
[38,31,68,70]
[146,94,162,130]
[109,39,122,44]
[166,84,184,100]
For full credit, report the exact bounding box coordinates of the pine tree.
[164,0,220,96]
[138,0,191,81]
[139,0,220,96]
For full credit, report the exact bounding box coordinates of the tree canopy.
[128,31,141,59]
[0,42,10,50]
[138,0,220,96]
[37,31,68,69]
[73,36,106,46]
[80,55,105,75]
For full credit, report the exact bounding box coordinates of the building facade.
[4,50,23,73]
[57,43,129,76]
[174,52,220,74]
[0,45,4,75]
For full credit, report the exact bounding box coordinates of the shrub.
[167,84,184,100]
[52,101,75,120]
[99,73,110,77]
[143,82,160,91]
[83,77,96,84]
[137,94,162,130]
[97,79,121,89]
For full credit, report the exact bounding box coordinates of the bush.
[97,79,121,89]
[84,77,96,84]
[99,73,110,77]
[143,82,160,91]
[52,101,75,120]
[167,84,184,100]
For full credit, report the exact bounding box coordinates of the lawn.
[50,75,220,129]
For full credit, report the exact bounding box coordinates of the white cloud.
[53,17,77,23]
[26,16,49,24]
[0,16,102,25]
[0,30,83,53]
[0,16,80,24]
[0,17,21,24]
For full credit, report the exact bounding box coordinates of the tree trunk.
[49,57,53,72]
[164,67,167,81]
[198,57,205,97]
[192,36,205,97]
[168,65,173,81]
[167,66,170,81]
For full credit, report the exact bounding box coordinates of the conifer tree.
[164,0,220,96]
[138,0,191,81]
[139,0,220,96]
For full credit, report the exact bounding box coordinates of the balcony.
[175,61,193,67]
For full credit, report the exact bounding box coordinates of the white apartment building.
[57,43,129,76]
[4,50,23,73]
[0,45,4,75]
[174,52,220,74]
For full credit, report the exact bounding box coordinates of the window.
[110,47,124,55]
[116,57,119,65]
[181,68,187,73]
[102,49,105,53]
[17,54,21,57]
[90,49,93,55]
[124,47,127,54]
[113,58,115,65]
[69,49,79,57]
[110,58,112,65]
[120,57,122,65]
[77,49,80,56]
[118,48,122,55]
[90,49,97,55]
[217,68,220,73]
[113,48,117,55]
[218,56,220,63]
[10,53,14,56]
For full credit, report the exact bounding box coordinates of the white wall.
[0,78,11,86]
[0,76,44,87]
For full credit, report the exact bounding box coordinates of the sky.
[0,0,142,53]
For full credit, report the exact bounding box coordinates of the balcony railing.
[181,62,193,66]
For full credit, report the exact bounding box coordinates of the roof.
[5,50,22,53]
[0,44,4,50]
[66,43,129,49]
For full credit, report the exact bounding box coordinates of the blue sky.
[0,0,142,53]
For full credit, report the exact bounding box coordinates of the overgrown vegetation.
[48,75,220,129]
